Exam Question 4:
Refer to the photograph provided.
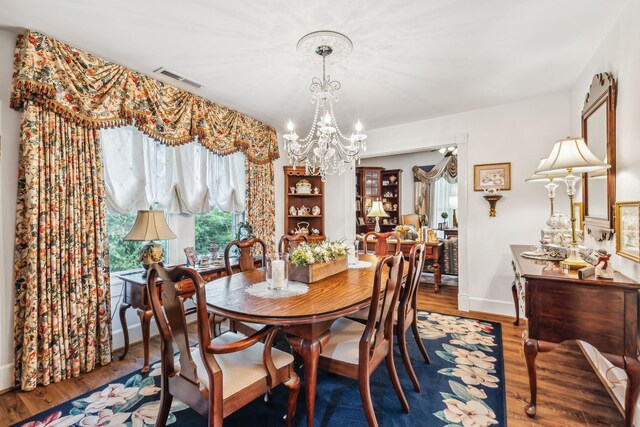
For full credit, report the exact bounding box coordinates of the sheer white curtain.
[431,178,457,227]
[100,126,246,215]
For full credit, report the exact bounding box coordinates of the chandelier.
[284,31,367,181]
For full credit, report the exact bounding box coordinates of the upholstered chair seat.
[190,332,295,399]
[317,254,409,427]
[320,318,367,365]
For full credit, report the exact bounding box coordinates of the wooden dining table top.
[204,254,382,324]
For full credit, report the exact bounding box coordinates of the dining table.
[204,254,381,427]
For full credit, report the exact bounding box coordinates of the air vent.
[153,67,205,89]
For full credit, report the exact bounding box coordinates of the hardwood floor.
[0,285,623,426]
[418,285,623,426]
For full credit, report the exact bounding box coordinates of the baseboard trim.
[0,362,14,394]
[457,292,470,312]
[468,297,516,317]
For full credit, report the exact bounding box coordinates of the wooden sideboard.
[511,245,640,426]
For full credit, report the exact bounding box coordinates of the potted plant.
[440,212,449,229]
[289,240,349,283]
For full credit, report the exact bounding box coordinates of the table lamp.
[526,158,567,216]
[124,207,177,277]
[367,201,389,232]
[535,137,609,268]
[449,195,458,228]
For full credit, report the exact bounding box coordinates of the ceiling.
[0,0,629,133]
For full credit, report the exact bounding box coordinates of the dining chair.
[396,242,430,392]
[147,263,300,427]
[279,234,308,254]
[224,237,267,275]
[363,231,402,256]
[318,254,408,426]
[223,238,268,336]
[347,243,431,393]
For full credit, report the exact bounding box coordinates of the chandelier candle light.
[284,31,367,181]
[536,137,610,268]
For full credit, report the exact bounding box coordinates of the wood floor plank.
[0,284,624,426]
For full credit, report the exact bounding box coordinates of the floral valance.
[10,31,278,164]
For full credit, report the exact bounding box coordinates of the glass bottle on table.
[348,240,360,267]
[267,252,289,290]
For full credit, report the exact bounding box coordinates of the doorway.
[357,146,461,295]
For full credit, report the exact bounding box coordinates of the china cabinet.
[284,166,325,242]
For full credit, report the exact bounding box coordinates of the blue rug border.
[11,310,508,427]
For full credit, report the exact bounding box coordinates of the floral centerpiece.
[289,240,349,283]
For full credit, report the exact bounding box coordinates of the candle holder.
[266,252,289,290]
[483,188,503,217]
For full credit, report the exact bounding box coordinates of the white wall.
[363,92,571,315]
[0,29,20,391]
[569,0,640,282]
[360,150,445,215]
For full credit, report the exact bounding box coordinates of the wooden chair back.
[279,234,308,254]
[224,238,266,275]
[362,254,405,358]
[398,243,427,327]
[363,231,402,256]
[147,262,290,425]
[147,263,211,412]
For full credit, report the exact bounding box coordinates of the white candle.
[271,259,286,289]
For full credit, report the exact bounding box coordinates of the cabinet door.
[365,170,380,196]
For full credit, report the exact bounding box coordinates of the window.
[101,127,246,272]
[106,212,140,273]
[106,211,169,273]
[194,209,243,255]
[431,178,458,228]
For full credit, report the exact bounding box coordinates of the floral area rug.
[13,311,505,427]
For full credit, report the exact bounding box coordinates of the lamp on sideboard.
[525,158,567,216]
[367,201,389,233]
[536,137,610,269]
[124,207,177,277]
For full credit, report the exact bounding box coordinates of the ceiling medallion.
[285,31,366,181]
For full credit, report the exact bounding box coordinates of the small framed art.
[474,162,511,191]
[615,201,640,262]
[184,247,199,266]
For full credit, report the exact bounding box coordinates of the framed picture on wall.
[474,162,511,191]
[615,201,640,262]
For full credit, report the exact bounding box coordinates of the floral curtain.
[10,31,279,164]
[11,30,278,391]
[245,160,276,252]
[14,103,112,391]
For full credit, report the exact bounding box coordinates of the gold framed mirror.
[581,72,616,239]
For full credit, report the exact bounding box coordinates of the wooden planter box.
[289,256,348,283]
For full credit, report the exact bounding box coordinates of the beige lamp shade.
[124,209,177,241]
[367,201,389,218]
[535,137,610,175]
[590,155,609,179]
[526,158,568,182]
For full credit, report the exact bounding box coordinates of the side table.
[116,259,258,372]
